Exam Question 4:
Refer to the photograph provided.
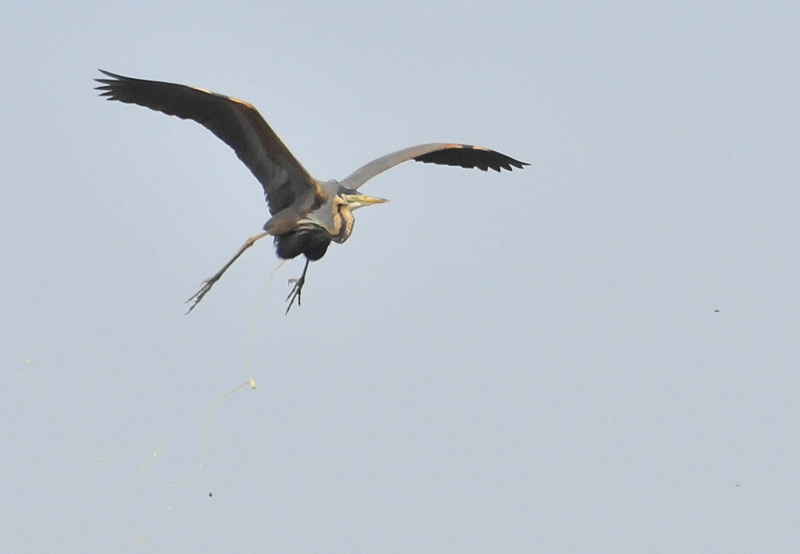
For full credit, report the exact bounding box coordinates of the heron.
[95,70,528,313]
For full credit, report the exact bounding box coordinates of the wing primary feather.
[413,144,528,173]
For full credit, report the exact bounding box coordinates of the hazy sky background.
[2,1,799,552]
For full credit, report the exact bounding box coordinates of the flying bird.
[95,70,528,313]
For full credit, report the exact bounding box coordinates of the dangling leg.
[186,231,270,314]
[285,258,310,314]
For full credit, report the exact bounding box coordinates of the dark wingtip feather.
[413,144,529,173]
[94,70,128,99]
[95,69,121,87]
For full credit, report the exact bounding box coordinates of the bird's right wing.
[339,143,528,190]
[95,70,325,216]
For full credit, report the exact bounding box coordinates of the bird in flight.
[95,70,528,313]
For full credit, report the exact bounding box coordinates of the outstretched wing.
[339,143,528,190]
[95,70,324,215]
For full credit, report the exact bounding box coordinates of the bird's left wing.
[339,143,528,190]
[95,70,324,216]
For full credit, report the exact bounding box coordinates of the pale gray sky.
[2,1,800,552]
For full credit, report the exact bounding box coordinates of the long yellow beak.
[347,193,389,209]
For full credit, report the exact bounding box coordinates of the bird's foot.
[187,266,229,314]
[184,230,272,314]
[186,278,217,314]
[285,275,305,314]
